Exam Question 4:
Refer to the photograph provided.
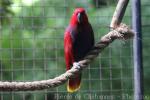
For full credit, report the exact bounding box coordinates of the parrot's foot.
[73,62,81,69]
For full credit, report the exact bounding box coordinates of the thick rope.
[0,23,134,91]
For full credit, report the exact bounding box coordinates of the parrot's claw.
[73,62,81,69]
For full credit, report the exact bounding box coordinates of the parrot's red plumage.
[64,8,94,92]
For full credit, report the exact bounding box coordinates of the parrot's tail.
[67,73,81,93]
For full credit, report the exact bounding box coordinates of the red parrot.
[64,8,94,92]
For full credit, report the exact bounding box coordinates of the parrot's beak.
[77,13,81,23]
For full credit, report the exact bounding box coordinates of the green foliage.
[89,0,116,8]
[0,0,14,25]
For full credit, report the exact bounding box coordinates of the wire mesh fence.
[141,0,150,99]
[0,0,148,100]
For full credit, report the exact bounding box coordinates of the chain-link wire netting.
[0,0,148,100]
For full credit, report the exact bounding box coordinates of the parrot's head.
[70,8,89,25]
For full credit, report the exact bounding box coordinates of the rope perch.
[0,23,134,91]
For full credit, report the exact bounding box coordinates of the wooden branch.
[110,0,129,28]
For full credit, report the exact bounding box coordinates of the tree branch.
[110,0,129,28]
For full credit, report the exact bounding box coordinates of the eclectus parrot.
[64,8,94,92]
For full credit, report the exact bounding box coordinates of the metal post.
[131,0,143,100]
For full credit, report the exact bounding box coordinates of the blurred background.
[0,0,149,100]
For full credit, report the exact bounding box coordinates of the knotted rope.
[0,23,134,91]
